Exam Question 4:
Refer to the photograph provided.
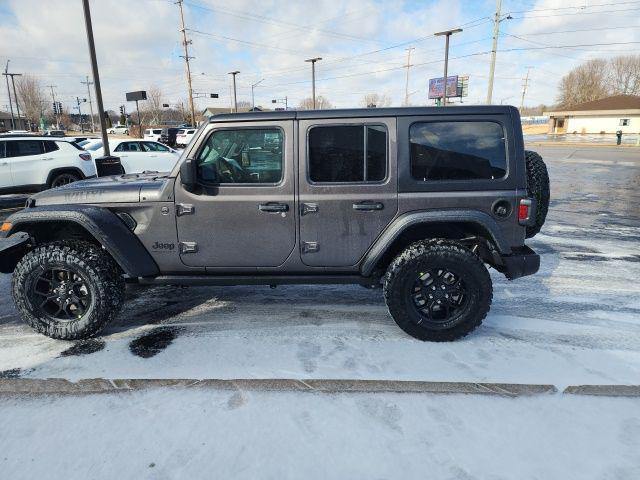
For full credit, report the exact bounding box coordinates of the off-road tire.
[383,239,492,341]
[12,240,125,340]
[524,150,550,238]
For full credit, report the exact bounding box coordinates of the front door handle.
[353,201,384,211]
[259,202,289,213]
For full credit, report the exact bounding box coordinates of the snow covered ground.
[0,145,639,478]
[1,389,639,479]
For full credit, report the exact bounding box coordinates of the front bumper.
[496,246,540,280]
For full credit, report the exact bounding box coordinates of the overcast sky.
[1,0,639,113]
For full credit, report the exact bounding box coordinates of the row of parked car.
[143,127,196,147]
[0,133,186,194]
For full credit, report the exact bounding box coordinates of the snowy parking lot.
[1,144,639,478]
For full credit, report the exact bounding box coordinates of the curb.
[563,385,640,397]
[2,379,639,397]
[525,141,640,148]
[0,378,557,397]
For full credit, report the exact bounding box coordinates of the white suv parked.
[144,128,163,142]
[0,137,97,193]
[175,128,196,147]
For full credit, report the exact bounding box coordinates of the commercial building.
[544,95,640,134]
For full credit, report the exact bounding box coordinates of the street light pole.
[251,78,264,109]
[305,57,322,109]
[229,71,240,112]
[81,0,111,156]
[434,28,462,107]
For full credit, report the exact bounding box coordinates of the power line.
[507,0,640,14]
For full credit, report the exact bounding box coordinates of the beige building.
[544,95,640,134]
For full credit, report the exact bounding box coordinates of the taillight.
[518,199,532,223]
[79,152,91,161]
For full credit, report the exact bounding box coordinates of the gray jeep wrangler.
[0,106,549,342]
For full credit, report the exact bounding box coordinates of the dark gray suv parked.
[0,106,549,341]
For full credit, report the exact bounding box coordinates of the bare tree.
[609,55,640,95]
[556,55,640,108]
[141,86,164,126]
[298,95,333,110]
[16,75,48,129]
[361,93,392,108]
[557,59,608,108]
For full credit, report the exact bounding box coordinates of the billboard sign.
[428,75,459,99]
[126,90,147,102]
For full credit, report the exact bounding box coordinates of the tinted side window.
[43,141,59,153]
[196,128,283,184]
[142,141,169,152]
[7,140,44,157]
[308,125,387,183]
[0,142,5,158]
[410,121,506,181]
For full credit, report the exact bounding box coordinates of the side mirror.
[180,158,197,188]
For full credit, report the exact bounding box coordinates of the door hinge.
[301,203,319,216]
[179,241,198,254]
[176,203,195,216]
[302,241,319,253]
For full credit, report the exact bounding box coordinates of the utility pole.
[46,84,59,129]
[520,66,531,111]
[229,71,240,112]
[176,0,196,127]
[3,61,15,129]
[7,72,22,127]
[403,47,414,107]
[486,0,512,104]
[251,78,264,109]
[434,29,462,107]
[305,57,322,109]
[82,0,111,155]
[81,75,95,132]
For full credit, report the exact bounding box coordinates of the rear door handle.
[259,202,289,213]
[353,201,384,211]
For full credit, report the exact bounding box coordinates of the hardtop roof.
[208,105,518,123]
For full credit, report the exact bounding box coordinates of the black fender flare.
[360,210,511,276]
[3,205,159,277]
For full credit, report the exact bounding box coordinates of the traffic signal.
[119,105,124,114]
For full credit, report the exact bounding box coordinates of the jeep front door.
[174,121,295,268]
[298,118,398,267]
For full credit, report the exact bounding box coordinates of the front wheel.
[383,239,493,341]
[12,240,125,340]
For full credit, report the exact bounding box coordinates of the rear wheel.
[12,240,125,340]
[524,150,550,238]
[50,172,80,188]
[383,239,492,341]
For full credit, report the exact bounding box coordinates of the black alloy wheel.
[410,268,468,328]
[27,267,92,321]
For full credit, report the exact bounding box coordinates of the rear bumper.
[496,246,540,280]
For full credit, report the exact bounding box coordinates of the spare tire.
[524,150,550,238]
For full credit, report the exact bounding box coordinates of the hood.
[32,173,171,206]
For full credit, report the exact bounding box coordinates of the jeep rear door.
[174,120,296,268]
[298,117,398,267]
